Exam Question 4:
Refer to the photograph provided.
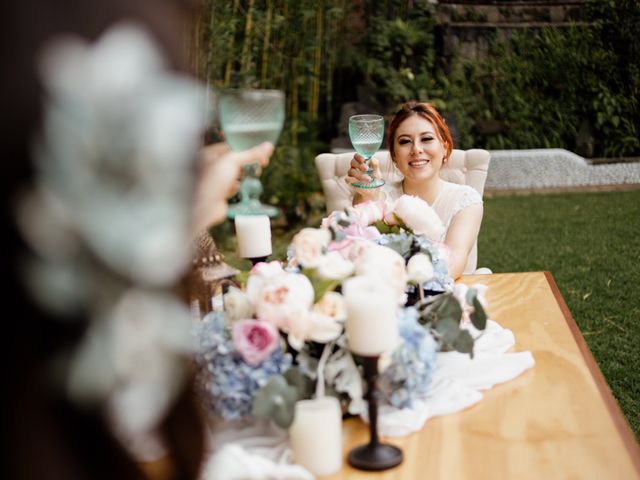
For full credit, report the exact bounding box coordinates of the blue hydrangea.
[378,307,438,409]
[192,312,292,421]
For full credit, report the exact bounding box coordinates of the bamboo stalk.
[261,0,273,84]
[240,0,256,76]
[291,56,299,146]
[224,0,241,86]
[311,3,324,120]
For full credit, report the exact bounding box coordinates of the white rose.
[313,291,347,322]
[346,239,375,263]
[354,244,407,303]
[406,253,434,284]
[288,310,342,351]
[222,286,255,323]
[291,227,331,268]
[246,261,285,304]
[316,251,355,280]
[255,272,314,329]
[392,195,445,241]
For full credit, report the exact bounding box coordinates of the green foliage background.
[195,0,639,220]
[445,1,640,157]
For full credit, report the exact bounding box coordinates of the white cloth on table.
[200,419,313,480]
[374,319,535,437]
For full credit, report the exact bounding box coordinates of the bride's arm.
[443,203,483,279]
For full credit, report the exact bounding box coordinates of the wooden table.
[324,271,640,479]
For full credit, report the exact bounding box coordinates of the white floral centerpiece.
[192,195,489,429]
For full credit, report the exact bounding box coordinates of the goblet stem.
[238,163,263,208]
[348,355,403,471]
[227,163,278,218]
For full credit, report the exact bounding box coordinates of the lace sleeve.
[451,185,483,217]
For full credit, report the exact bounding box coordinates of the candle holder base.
[347,355,403,472]
[248,256,269,266]
[348,443,403,471]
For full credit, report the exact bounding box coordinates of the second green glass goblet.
[348,114,385,189]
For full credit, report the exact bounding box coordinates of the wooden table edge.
[543,271,640,473]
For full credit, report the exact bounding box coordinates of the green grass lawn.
[215,189,640,438]
[479,190,640,439]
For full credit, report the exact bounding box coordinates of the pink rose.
[232,319,280,366]
[327,222,380,258]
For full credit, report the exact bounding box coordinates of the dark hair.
[387,101,453,162]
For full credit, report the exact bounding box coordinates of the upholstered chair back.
[314,149,491,213]
[314,149,491,274]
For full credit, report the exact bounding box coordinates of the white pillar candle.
[234,215,272,259]
[289,396,342,476]
[343,275,398,356]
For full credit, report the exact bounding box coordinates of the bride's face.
[392,115,447,183]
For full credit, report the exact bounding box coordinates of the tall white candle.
[289,396,342,476]
[234,215,272,259]
[343,275,398,355]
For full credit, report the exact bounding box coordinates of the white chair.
[314,149,491,273]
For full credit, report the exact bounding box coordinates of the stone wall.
[434,0,588,68]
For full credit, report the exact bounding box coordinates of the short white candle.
[234,215,272,259]
[343,275,398,356]
[289,396,342,476]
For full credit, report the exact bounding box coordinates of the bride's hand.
[345,153,383,204]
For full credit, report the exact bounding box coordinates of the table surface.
[323,271,640,480]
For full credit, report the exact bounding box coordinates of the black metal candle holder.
[247,256,269,266]
[348,355,403,471]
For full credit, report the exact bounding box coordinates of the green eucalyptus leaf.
[284,367,313,399]
[332,229,346,242]
[465,287,477,305]
[312,278,341,303]
[433,293,464,323]
[452,330,474,357]
[435,315,460,346]
[252,376,298,428]
[383,235,412,258]
[470,296,488,331]
[273,401,295,429]
[417,246,433,261]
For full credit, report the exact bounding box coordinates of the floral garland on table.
[192,194,489,429]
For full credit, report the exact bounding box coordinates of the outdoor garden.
[198,0,639,438]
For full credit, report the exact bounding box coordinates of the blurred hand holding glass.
[349,114,385,189]
[218,89,285,218]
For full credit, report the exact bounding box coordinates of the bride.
[346,101,483,279]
